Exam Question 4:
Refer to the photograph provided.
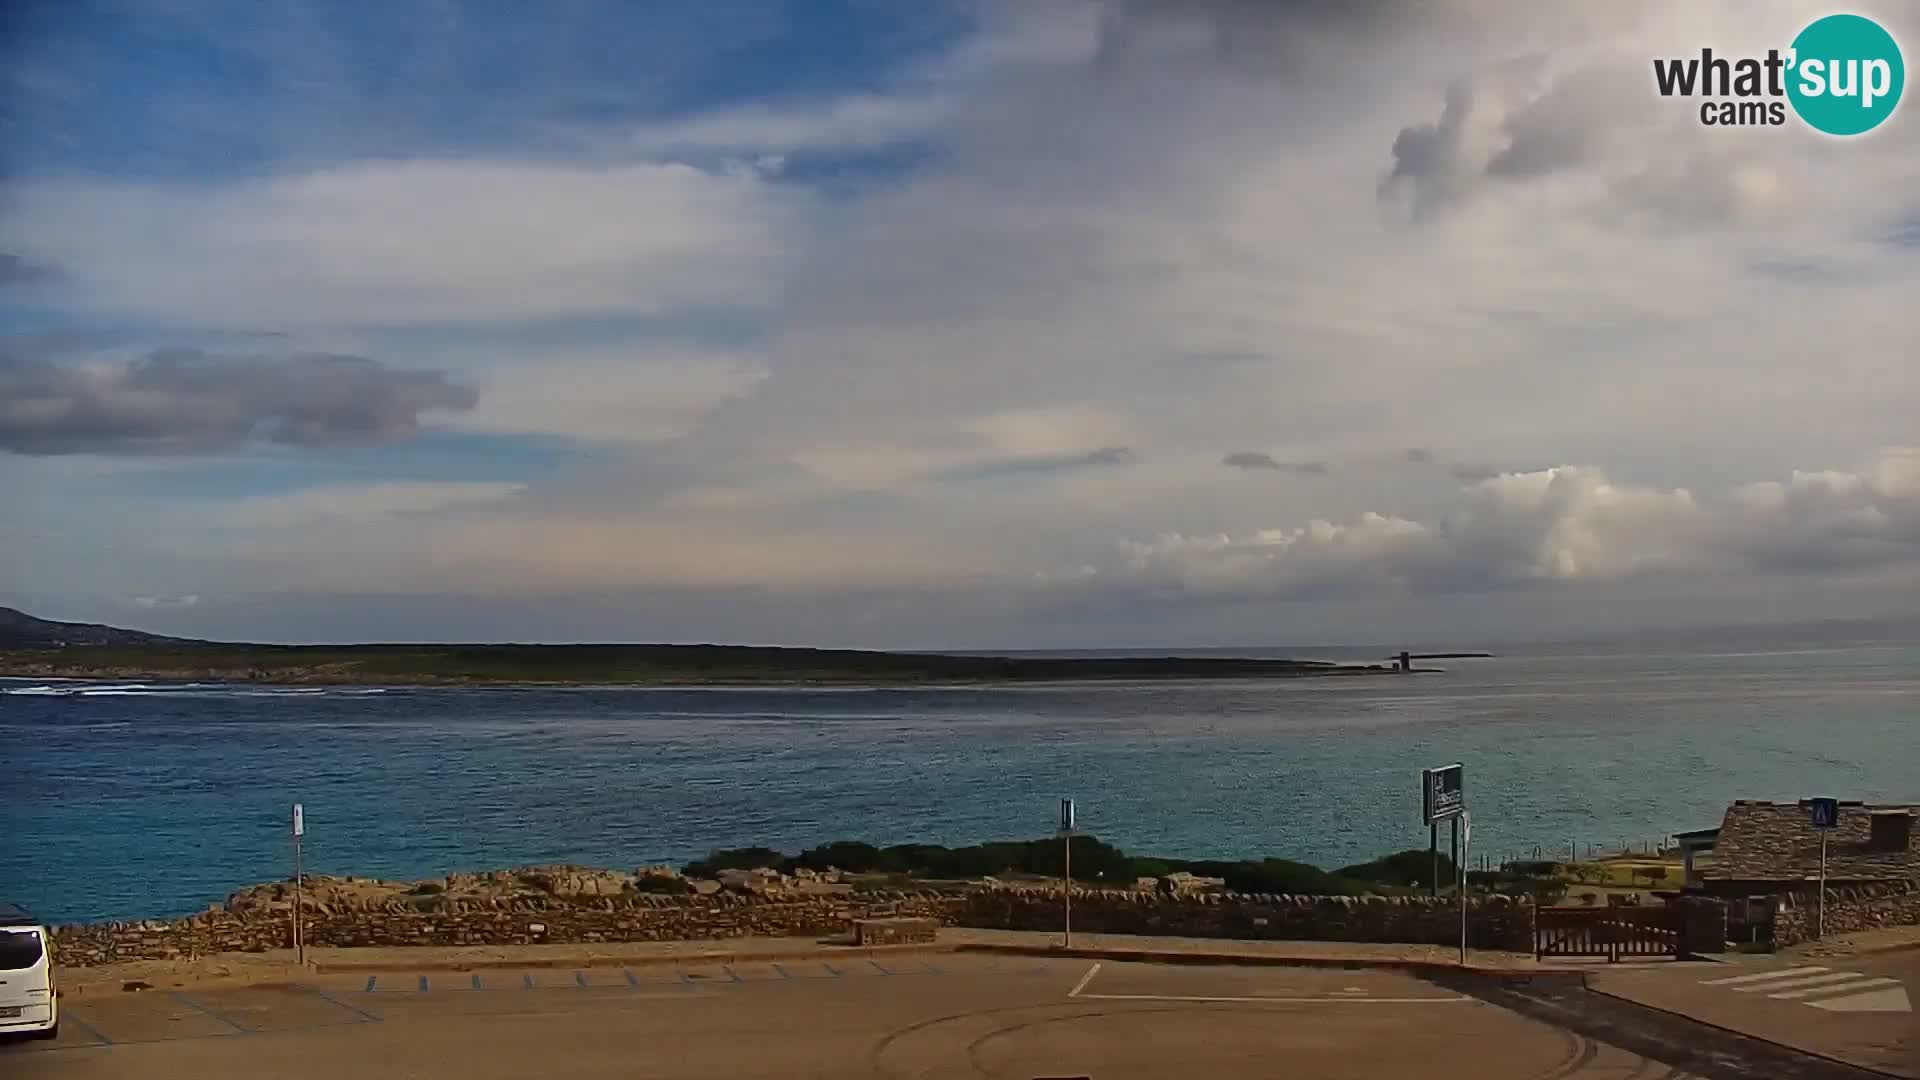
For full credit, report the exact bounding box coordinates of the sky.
[3,0,1919,648]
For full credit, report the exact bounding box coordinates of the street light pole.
[1817,830,1828,940]
[1063,833,1072,947]
[291,803,305,966]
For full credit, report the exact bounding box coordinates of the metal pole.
[1450,819,1458,892]
[1458,815,1469,964]
[1430,823,1438,898]
[1063,832,1072,947]
[293,831,304,965]
[1817,832,1827,940]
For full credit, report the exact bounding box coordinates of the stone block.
[853,918,939,946]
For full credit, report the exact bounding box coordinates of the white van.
[0,903,57,1040]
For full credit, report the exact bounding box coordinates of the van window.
[0,929,44,970]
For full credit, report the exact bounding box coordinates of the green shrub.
[1220,858,1357,896]
[791,841,892,874]
[683,847,788,878]
[1337,849,1456,888]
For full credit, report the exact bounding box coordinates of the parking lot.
[4,954,1696,1079]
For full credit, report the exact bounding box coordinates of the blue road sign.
[1808,797,1839,830]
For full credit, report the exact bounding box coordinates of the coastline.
[0,645,1408,687]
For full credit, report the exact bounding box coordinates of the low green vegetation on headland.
[0,642,1397,685]
[686,835,1461,896]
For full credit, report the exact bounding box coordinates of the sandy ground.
[53,930,1552,997]
[8,954,1691,1080]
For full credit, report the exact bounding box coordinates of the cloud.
[218,482,528,529]
[0,253,57,286]
[1091,449,1920,599]
[1223,451,1329,475]
[130,594,199,609]
[3,158,802,327]
[1403,448,1436,464]
[1223,450,1280,469]
[617,95,945,156]
[0,349,477,455]
[449,349,768,443]
[939,446,1137,482]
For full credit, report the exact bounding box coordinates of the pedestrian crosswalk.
[1699,965,1912,1012]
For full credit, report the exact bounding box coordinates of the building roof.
[1701,800,1918,883]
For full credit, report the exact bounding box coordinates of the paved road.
[1588,951,1917,1078]
[5,954,1694,1079]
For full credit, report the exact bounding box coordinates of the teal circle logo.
[1787,14,1905,135]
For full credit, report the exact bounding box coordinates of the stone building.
[1691,799,1916,898]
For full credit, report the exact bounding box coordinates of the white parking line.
[1060,960,1467,1005]
[1068,963,1102,998]
[1072,992,1474,1004]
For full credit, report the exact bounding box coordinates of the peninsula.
[0,606,1398,686]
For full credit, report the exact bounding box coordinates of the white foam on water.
[4,680,389,699]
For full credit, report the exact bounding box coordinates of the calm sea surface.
[3,636,1917,923]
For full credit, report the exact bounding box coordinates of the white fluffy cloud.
[1101,450,1920,598]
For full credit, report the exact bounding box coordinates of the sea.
[2,624,1916,924]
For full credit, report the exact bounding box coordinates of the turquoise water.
[3,642,1916,923]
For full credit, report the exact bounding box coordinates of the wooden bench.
[852,917,939,946]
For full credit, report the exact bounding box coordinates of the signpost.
[291,803,306,964]
[1422,764,1468,959]
[1058,799,1076,947]
[1808,797,1838,940]
[1423,764,1465,897]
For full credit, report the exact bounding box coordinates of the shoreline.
[0,651,1414,687]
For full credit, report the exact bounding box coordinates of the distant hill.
[0,606,200,648]
[0,604,1395,685]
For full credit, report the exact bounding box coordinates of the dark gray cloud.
[1224,450,1279,469]
[1403,448,1435,464]
[1223,451,1329,475]
[1448,463,1502,482]
[938,446,1137,482]
[0,349,477,455]
[1095,1,1645,77]
[0,253,57,286]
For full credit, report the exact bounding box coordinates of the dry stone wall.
[965,887,1536,951]
[1774,879,1920,946]
[50,884,1539,966]
[50,891,959,966]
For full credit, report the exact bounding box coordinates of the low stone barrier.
[853,918,939,946]
[50,891,962,966]
[960,887,1536,952]
[1774,879,1920,946]
[49,885,1541,966]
